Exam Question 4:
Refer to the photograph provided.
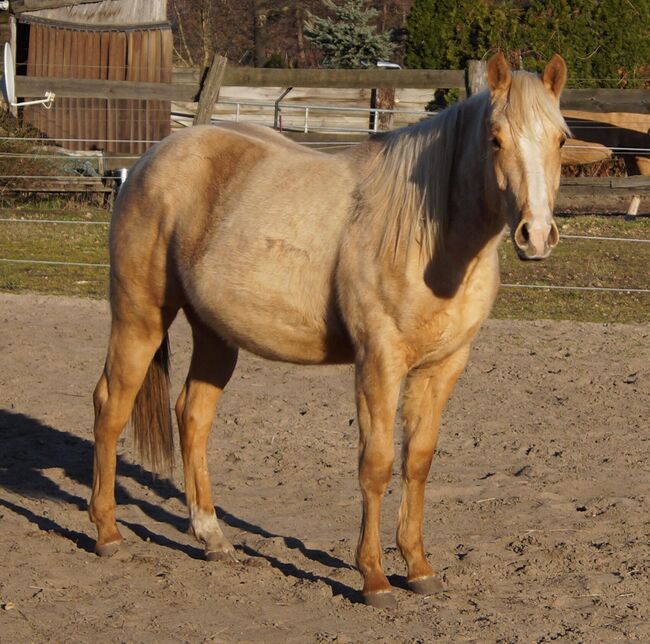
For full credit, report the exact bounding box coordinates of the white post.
[304,106,309,133]
[625,194,641,220]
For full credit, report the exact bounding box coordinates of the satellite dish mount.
[2,43,55,109]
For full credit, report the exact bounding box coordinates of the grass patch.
[0,207,648,323]
[0,205,110,298]
[495,215,650,323]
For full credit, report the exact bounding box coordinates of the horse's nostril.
[521,223,529,242]
[515,221,529,248]
[548,221,560,247]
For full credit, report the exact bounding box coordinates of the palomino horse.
[90,53,568,608]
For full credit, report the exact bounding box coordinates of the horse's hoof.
[205,549,238,564]
[363,590,397,610]
[408,575,444,595]
[95,541,121,557]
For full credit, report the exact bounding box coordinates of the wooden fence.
[14,67,650,113]
[8,64,650,209]
[19,21,172,154]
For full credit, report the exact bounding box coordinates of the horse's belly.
[188,243,352,365]
[199,293,352,364]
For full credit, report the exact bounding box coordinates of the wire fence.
[1,217,648,294]
[0,98,648,301]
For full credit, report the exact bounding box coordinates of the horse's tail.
[131,333,174,473]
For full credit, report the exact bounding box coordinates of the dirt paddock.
[0,293,648,642]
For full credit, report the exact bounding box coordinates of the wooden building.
[11,0,171,153]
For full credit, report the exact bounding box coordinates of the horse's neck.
[446,95,505,251]
[421,96,505,297]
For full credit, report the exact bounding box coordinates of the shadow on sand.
[0,409,364,602]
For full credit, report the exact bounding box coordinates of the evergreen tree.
[304,0,395,68]
[524,0,650,87]
[405,0,521,70]
[404,0,650,88]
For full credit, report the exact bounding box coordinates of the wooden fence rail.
[15,70,650,113]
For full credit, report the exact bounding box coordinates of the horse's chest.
[407,254,500,365]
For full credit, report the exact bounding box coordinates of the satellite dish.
[2,43,55,109]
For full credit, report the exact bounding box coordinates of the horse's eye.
[559,136,567,148]
[491,136,502,150]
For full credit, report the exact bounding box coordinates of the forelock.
[492,71,570,139]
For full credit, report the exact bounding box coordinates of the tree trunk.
[253,0,267,67]
[296,6,306,67]
[200,1,213,69]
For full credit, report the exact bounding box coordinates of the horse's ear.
[542,54,567,99]
[487,52,512,94]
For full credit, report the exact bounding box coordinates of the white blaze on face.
[517,124,554,255]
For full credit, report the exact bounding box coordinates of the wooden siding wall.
[23,22,171,153]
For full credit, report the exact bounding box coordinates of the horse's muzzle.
[513,219,559,260]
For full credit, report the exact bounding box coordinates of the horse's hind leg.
[175,311,238,561]
[397,346,469,594]
[90,304,176,555]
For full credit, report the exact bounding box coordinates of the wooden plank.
[32,24,44,131]
[194,54,227,125]
[98,31,110,152]
[106,31,119,153]
[23,23,36,129]
[159,27,172,141]
[465,60,487,96]
[61,28,72,142]
[89,30,101,150]
[12,0,111,12]
[16,75,193,100]
[126,30,143,153]
[560,176,650,189]
[52,28,65,145]
[42,23,56,138]
[70,28,81,150]
[147,29,162,145]
[82,31,94,149]
[107,31,126,154]
[562,89,650,114]
[137,30,148,153]
[16,68,466,101]
[17,75,650,115]
[209,67,465,89]
[125,31,136,153]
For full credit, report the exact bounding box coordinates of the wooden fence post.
[369,87,395,131]
[193,53,227,126]
[465,59,487,97]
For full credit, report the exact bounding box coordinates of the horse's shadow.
[0,409,364,602]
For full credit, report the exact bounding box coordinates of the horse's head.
[486,52,569,260]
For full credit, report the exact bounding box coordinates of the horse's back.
[111,124,358,364]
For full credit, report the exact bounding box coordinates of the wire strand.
[502,283,650,294]
[0,258,109,268]
[0,218,110,225]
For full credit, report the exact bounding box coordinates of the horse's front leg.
[355,348,404,609]
[397,346,470,594]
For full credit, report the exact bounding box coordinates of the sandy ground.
[0,293,648,643]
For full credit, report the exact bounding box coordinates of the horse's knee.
[403,447,434,482]
[174,385,187,427]
[93,372,109,417]
[359,447,394,494]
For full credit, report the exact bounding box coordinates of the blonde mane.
[359,70,568,261]
[360,103,462,260]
